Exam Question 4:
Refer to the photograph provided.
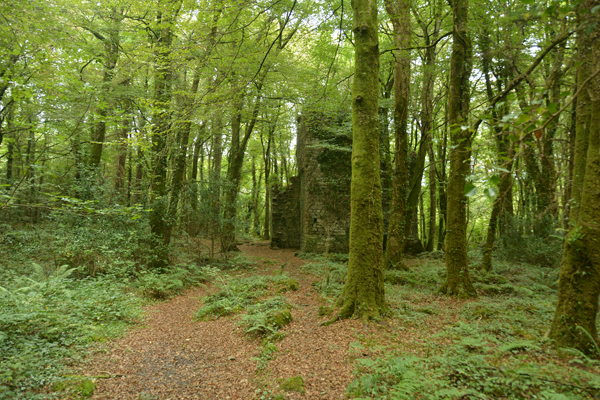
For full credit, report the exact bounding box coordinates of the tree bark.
[384,0,411,270]
[426,143,436,251]
[479,31,514,271]
[89,8,122,170]
[262,123,273,240]
[337,0,385,321]
[440,0,476,298]
[149,0,181,269]
[549,4,600,355]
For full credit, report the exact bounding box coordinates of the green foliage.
[241,297,293,337]
[194,273,296,321]
[1,211,155,280]
[496,216,563,268]
[300,255,348,297]
[347,345,600,399]
[352,254,600,400]
[134,264,217,299]
[0,268,143,399]
[52,376,96,398]
[384,262,443,289]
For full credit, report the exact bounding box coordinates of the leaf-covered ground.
[80,242,365,399]
[72,242,600,400]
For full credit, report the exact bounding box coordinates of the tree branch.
[470,30,574,136]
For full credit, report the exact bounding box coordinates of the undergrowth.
[0,212,229,399]
[0,265,143,399]
[347,257,600,399]
[196,274,296,331]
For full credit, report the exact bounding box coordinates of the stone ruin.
[271,112,352,253]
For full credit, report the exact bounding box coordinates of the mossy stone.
[52,377,96,398]
[318,305,332,316]
[266,308,293,329]
[277,278,299,292]
[280,375,305,393]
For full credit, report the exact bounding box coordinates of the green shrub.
[383,262,443,289]
[134,264,216,299]
[496,216,563,268]
[0,268,142,399]
[301,259,347,297]
[195,274,297,321]
[242,297,293,337]
[347,347,600,399]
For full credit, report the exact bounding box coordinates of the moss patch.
[52,376,96,398]
[280,375,305,393]
[276,278,299,292]
[266,308,293,330]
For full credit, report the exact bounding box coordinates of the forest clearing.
[1,0,600,398]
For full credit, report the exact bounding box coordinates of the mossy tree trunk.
[549,7,600,355]
[426,143,436,252]
[567,22,592,226]
[261,120,275,240]
[440,0,476,298]
[88,7,122,170]
[437,110,448,251]
[384,0,410,270]
[337,0,385,320]
[149,0,181,269]
[479,31,514,272]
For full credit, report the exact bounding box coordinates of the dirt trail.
[84,242,364,400]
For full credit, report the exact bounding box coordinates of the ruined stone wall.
[271,176,301,249]
[271,111,352,253]
[299,113,352,253]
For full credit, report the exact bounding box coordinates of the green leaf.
[484,188,497,198]
[592,5,600,14]
[489,175,502,186]
[516,113,530,124]
[547,102,558,114]
[465,183,478,197]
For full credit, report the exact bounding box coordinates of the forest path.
[83,242,365,400]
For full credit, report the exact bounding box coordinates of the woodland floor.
[70,241,599,400]
[78,242,379,400]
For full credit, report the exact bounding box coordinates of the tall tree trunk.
[426,144,436,251]
[567,26,592,226]
[251,157,262,236]
[384,0,411,270]
[165,67,202,242]
[89,8,122,170]
[149,0,181,269]
[380,77,393,233]
[549,8,600,354]
[5,104,13,188]
[25,118,36,220]
[337,0,385,321]
[261,120,275,240]
[221,67,270,252]
[479,31,514,271]
[437,107,448,250]
[441,0,476,297]
[417,5,442,253]
[114,117,129,196]
[564,82,578,229]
